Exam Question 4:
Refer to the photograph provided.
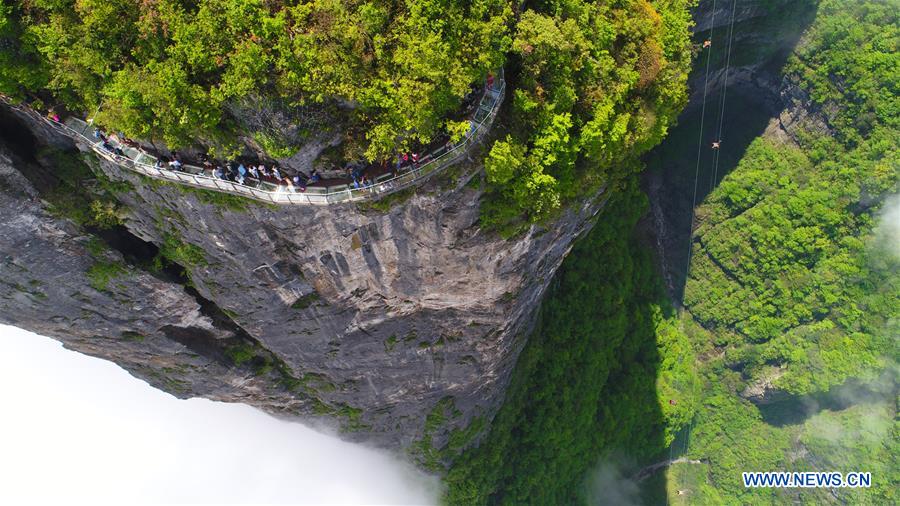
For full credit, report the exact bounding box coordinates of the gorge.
[1,0,896,504]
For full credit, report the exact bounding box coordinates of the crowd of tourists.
[92,124,450,195]
[42,72,500,196]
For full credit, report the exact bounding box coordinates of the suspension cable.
[668,3,720,500]
[710,0,739,193]
[682,0,718,303]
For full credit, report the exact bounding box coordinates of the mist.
[585,459,641,506]
[874,193,900,260]
[0,324,440,505]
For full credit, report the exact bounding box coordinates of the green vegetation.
[311,397,367,431]
[2,1,695,228]
[480,0,694,233]
[664,1,899,503]
[446,181,698,504]
[86,260,127,291]
[448,4,897,502]
[220,338,367,431]
[685,0,898,398]
[411,396,462,471]
[158,232,208,268]
[445,416,485,455]
[291,291,322,310]
[84,236,131,293]
[383,334,398,352]
[120,330,145,342]
[2,0,511,159]
[36,148,126,228]
[224,341,256,367]
[11,281,48,301]
[358,186,417,213]
[665,358,898,505]
[178,185,252,212]
[142,176,255,211]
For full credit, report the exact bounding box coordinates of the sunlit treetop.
[2,0,695,226]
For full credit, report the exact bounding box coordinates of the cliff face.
[644,0,820,295]
[0,143,308,413]
[0,103,606,456]
[693,0,793,32]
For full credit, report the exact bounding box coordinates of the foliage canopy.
[1,0,693,225]
[685,0,899,397]
[1,0,512,159]
[481,0,694,232]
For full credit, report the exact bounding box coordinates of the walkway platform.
[4,76,504,206]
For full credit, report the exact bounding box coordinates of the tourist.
[308,168,320,184]
[199,153,212,171]
[292,174,307,192]
[272,166,282,180]
[213,166,225,180]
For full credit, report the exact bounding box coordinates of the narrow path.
[1,74,504,206]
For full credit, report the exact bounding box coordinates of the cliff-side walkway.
[3,75,504,205]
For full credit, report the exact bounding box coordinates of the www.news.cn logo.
[743,472,871,488]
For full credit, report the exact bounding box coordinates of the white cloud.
[874,193,900,259]
[0,325,440,505]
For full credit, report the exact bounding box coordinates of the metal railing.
[2,75,504,206]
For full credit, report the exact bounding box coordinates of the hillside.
[0,0,694,463]
[446,0,898,503]
[0,0,895,503]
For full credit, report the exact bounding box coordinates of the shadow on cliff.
[642,1,819,304]
[443,180,674,504]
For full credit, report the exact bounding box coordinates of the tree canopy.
[480,0,694,233]
[1,0,693,225]
[1,0,512,158]
[685,0,899,397]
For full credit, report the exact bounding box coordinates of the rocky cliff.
[644,0,819,296]
[0,101,607,460]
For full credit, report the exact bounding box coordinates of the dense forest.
[2,0,896,504]
[675,1,898,503]
[1,0,692,230]
[447,0,897,504]
[478,0,693,232]
[444,180,697,503]
[685,0,898,398]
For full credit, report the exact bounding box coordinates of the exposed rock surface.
[0,102,607,459]
[0,143,312,415]
[693,0,792,32]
